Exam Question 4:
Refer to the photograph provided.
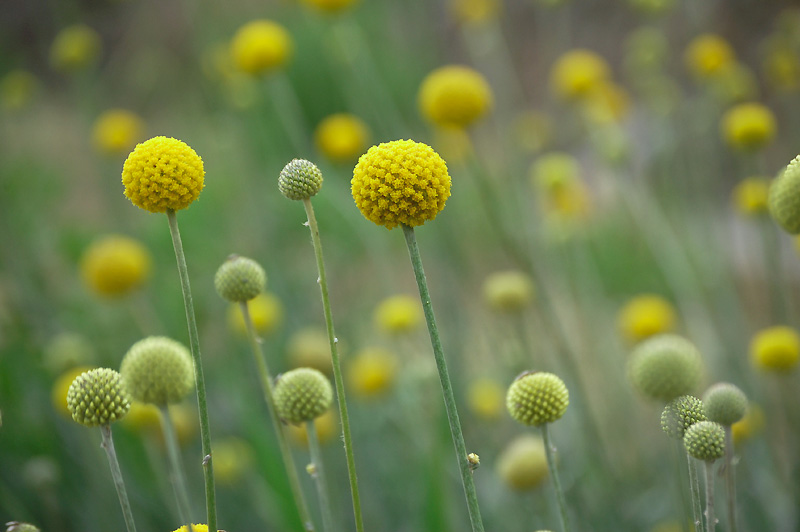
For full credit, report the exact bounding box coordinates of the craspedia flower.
[685,34,735,79]
[627,334,703,401]
[67,368,130,427]
[483,270,535,313]
[506,371,569,426]
[374,294,422,334]
[721,102,776,151]
[347,347,397,397]
[273,368,334,424]
[279,159,323,200]
[618,294,677,343]
[352,139,451,229]
[769,157,800,234]
[81,235,151,298]
[0,70,38,110]
[214,255,266,303]
[120,401,162,435]
[661,395,706,439]
[228,292,283,336]
[50,25,101,73]
[731,404,764,444]
[418,65,492,128]
[231,20,291,76]
[121,136,204,213]
[5,523,41,532]
[467,378,505,420]
[53,366,94,418]
[496,435,549,491]
[172,525,209,532]
[703,383,747,426]
[749,325,800,371]
[733,177,770,216]
[213,437,255,485]
[550,50,610,101]
[683,421,725,461]
[287,327,332,374]
[301,0,358,12]
[315,114,370,163]
[530,152,580,192]
[92,109,145,155]
[450,0,501,25]
[120,337,194,405]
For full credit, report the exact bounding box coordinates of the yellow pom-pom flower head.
[67,368,130,427]
[483,270,535,313]
[769,157,800,234]
[703,383,747,426]
[352,139,451,229]
[315,114,370,163]
[279,159,323,200]
[627,334,703,401]
[274,368,334,424]
[685,34,735,79]
[231,20,292,75]
[213,437,255,485]
[228,293,283,336]
[120,337,194,405]
[287,327,332,374]
[721,102,776,151]
[121,136,204,213]
[750,325,800,371]
[418,65,493,128]
[347,347,397,397]
[374,294,422,334]
[661,395,706,439]
[53,366,94,418]
[733,177,770,216]
[467,378,505,420]
[214,255,266,303]
[80,235,152,298]
[92,109,145,155]
[172,525,209,532]
[618,294,677,343]
[506,371,569,426]
[50,25,101,73]
[550,50,610,101]
[683,421,725,461]
[496,435,549,491]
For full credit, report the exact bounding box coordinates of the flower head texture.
[550,50,610,101]
[703,383,747,426]
[53,366,95,418]
[279,159,324,200]
[274,368,334,424]
[683,421,725,461]
[121,136,204,213]
[496,435,549,491]
[483,270,535,313]
[374,294,422,334]
[120,337,194,405]
[418,65,493,128]
[618,294,677,343]
[351,139,451,229]
[661,395,707,439]
[627,334,703,401]
[80,235,151,298]
[92,109,145,155]
[231,20,291,75]
[215,255,266,303]
[749,325,800,371]
[66,368,130,427]
[506,371,569,426]
[769,157,800,234]
[172,525,209,532]
[50,25,101,73]
[721,102,776,150]
[685,34,735,79]
[315,114,370,162]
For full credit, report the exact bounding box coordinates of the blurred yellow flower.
[496,435,549,491]
[92,109,145,155]
[374,294,422,334]
[0,70,38,110]
[467,378,504,420]
[513,110,551,153]
[764,45,800,92]
[731,404,765,444]
[231,20,292,76]
[547,181,592,220]
[685,34,735,79]
[347,347,397,397]
[301,0,358,12]
[228,292,283,337]
[483,270,535,313]
[418,66,493,128]
[721,102,776,151]
[120,401,162,435]
[52,366,94,418]
[287,327,332,374]
[80,235,151,298]
[43,332,96,374]
[618,294,677,343]
[287,409,337,446]
[582,82,631,124]
[450,0,501,25]
[550,49,610,101]
[50,25,101,73]
[732,178,770,216]
[530,152,580,192]
[315,113,370,163]
[709,63,759,105]
[213,437,255,485]
[750,326,800,372]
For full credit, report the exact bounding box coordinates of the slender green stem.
[238,301,316,532]
[542,423,570,532]
[159,405,194,527]
[100,424,138,532]
[307,420,336,532]
[302,198,365,532]
[688,453,704,532]
[705,461,716,532]
[401,223,485,532]
[724,427,738,532]
[166,209,218,532]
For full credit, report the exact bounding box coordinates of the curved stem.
[401,224,485,532]
[166,209,218,532]
[307,421,336,532]
[542,423,570,532]
[239,301,316,532]
[724,427,738,532]
[159,405,194,527]
[302,198,365,532]
[687,453,704,532]
[100,424,138,532]
[705,461,716,532]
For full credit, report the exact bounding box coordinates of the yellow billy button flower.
[172,525,211,532]
[279,159,323,200]
[374,294,422,334]
[628,334,703,401]
[120,337,195,405]
[769,156,800,233]
[273,368,334,424]
[721,102,776,151]
[617,294,677,343]
[418,65,493,129]
[315,114,370,163]
[550,50,610,101]
[228,293,283,337]
[213,437,255,486]
[483,270,535,313]
[506,371,569,426]
[750,325,800,372]
[121,136,204,213]
[52,366,94,418]
[230,20,291,76]
[301,0,358,12]
[352,139,451,229]
[67,368,131,427]
[731,404,764,444]
[683,421,725,462]
[214,255,266,303]
[347,347,398,397]
[80,235,152,298]
[685,34,735,80]
[732,178,770,216]
[450,0,502,25]
[467,378,505,420]
[92,109,145,155]
[496,435,549,491]
[287,327,332,374]
[50,25,101,73]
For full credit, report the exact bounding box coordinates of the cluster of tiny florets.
[215,255,267,302]
[120,337,194,405]
[506,371,569,426]
[279,159,324,200]
[274,368,333,424]
[661,395,707,439]
[627,334,703,401]
[769,156,800,234]
[66,368,130,427]
[703,382,748,426]
[683,420,725,461]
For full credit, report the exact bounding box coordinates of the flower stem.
[302,198,364,532]
[705,461,716,532]
[100,424,138,532]
[688,453,704,532]
[307,420,336,532]
[542,423,570,532]
[724,427,738,532]
[159,405,194,527]
[166,208,218,532]
[238,301,316,532]
[401,223,485,532]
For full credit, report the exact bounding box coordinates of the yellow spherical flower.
[172,525,208,532]
[583,82,630,124]
[120,402,162,435]
[450,0,501,25]
[721,103,777,151]
[496,435,549,491]
[287,327,332,374]
[550,50,610,101]
[483,270,535,313]
[92,109,145,155]
[287,409,337,447]
[0,70,38,110]
[301,0,358,12]
[52,366,94,418]
[228,292,283,337]
[618,294,677,343]
[685,34,735,79]
[374,294,422,334]
[530,152,579,193]
[731,404,764,444]
[231,20,292,76]
[732,178,770,216]
[50,25,101,73]
[213,437,255,485]
[418,66,493,128]
[352,140,451,229]
[315,113,370,163]
[467,378,504,420]
[433,127,474,165]
[750,326,800,372]
[80,235,152,298]
[347,347,397,397]
[121,136,204,213]
[166,404,198,447]
[546,181,591,221]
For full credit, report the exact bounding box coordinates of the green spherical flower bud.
[506,371,569,426]
[120,337,194,405]
[66,368,130,427]
[628,334,703,402]
[769,156,800,234]
[214,255,266,303]
[683,420,725,461]
[279,159,323,200]
[661,395,706,439]
[703,382,747,426]
[274,368,333,424]
[6,523,41,532]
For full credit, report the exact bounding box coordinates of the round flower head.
[418,65,493,128]
[215,255,266,303]
[120,401,162,435]
[749,325,800,371]
[550,50,610,101]
[228,292,283,336]
[351,139,451,229]
[703,383,747,426]
[50,25,101,73]
[120,337,194,405]
[530,152,580,192]
[288,327,332,374]
[628,334,703,401]
[506,371,569,426]
[213,437,255,485]
[315,114,370,163]
[0,70,38,111]
[274,368,334,424]
[683,421,725,461]
[5,523,41,532]
[496,435,549,491]
[279,159,323,200]
[231,19,291,76]
[685,34,735,79]
[483,270,535,313]
[81,235,151,298]
[53,366,94,418]
[172,525,209,532]
[618,294,677,344]
[661,395,706,439]
[769,157,800,234]
[92,109,145,155]
[374,294,422,334]
[301,0,358,12]
[467,378,505,420]
[450,0,501,25]
[347,347,397,398]
[721,102,776,151]
[732,177,770,216]
[121,136,204,213]
[731,404,764,444]
[67,368,130,427]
